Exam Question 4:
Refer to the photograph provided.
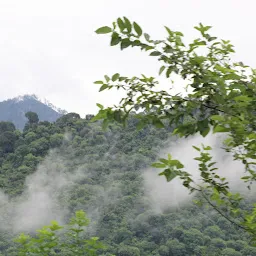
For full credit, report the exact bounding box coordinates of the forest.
[0,111,255,255]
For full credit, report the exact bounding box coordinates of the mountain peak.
[11,94,67,115]
[0,94,67,130]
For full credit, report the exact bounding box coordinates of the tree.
[241,245,256,255]
[210,238,226,249]
[25,112,39,124]
[94,17,256,240]
[166,239,186,256]
[117,245,140,256]
[0,121,15,134]
[157,245,169,256]
[56,112,81,128]
[181,228,205,253]
[204,225,224,239]
[15,210,105,255]
[221,248,242,256]
[0,131,17,154]
[226,240,247,251]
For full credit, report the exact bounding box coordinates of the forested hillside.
[0,112,255,255]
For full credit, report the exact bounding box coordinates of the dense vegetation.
[0,112,255,255]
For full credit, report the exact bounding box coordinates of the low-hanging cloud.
[143,133,254,213]
[0,146,85,233]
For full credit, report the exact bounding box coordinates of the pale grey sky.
[0,0,255,116]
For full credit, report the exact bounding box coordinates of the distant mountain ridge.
[0,94,67,130]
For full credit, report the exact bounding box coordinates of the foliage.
[15,210,104,256]
[25,112,39,125]
[94,17,256,240]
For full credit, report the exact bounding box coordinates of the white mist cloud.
[0,148,83,233]
[143,133,253,213]
[12,153,70,232]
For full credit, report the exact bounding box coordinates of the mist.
[0,146,84,233]
[143,133,253,213]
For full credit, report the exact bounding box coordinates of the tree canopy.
[25,112,39,125]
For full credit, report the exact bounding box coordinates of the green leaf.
[112,21,116,30]
[112,73,120,81]
[113,110,122,122]
[224,73,241,80]
[104,75,110,82]
[194,23,212,33]
[151,162,166,168]
[159,169,178,182]
[150,51,161,56]
[99,84,109,92]
[201,127,210,137]
[194,40,206,46]
[215,64,234,74]
[133,22,142,37]
[211,115,225,121]
[111,32,121,46]
[121,38,132,50]
[123,17,132,33]
[203,145,212,150]
[164,26,173,36]
[169,159,184,169]
[152,119,165,128]
[192,146,200,152]
[234,95,252,102]
[159,66,166,75]
[95,26,112,34]
[197,119,209,137]
[159,158,169,164]
[94,81,103,84]
[213,125,230,133]
[117,18,125,31]
[241,176,251,180]
[96,103,103,109]
[208,162,216,167]
[144,33,150,41]
[166,67,173,78]
[102,118,109,129]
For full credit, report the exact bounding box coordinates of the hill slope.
[0,114,255,255]
[0,95,67,130]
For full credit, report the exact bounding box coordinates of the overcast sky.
[0,0,255,116]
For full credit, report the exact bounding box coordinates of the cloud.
[0,146,84,233]
[143,133,254,213]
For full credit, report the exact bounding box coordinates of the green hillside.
[0,112,255,255]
